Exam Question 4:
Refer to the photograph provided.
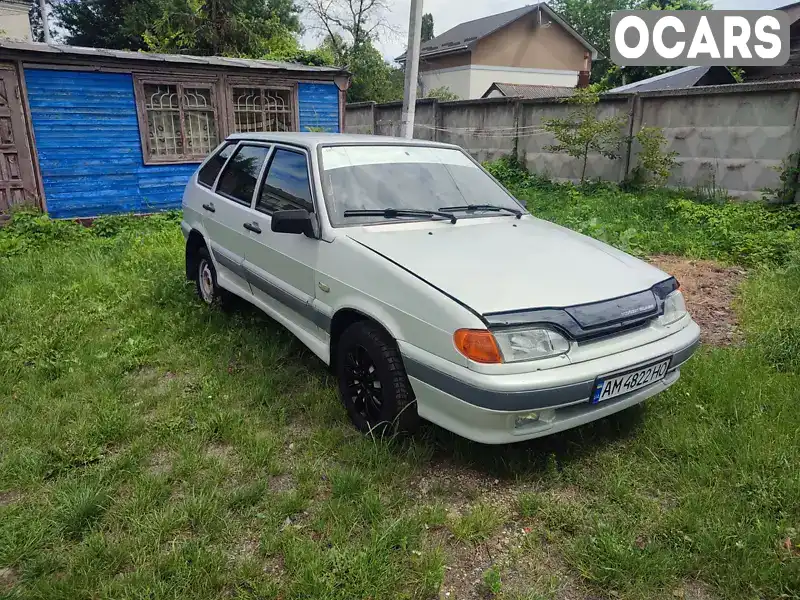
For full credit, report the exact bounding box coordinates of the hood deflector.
[483,278,679,341]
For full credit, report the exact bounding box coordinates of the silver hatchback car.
[181,133,700,444]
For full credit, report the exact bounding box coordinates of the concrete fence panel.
[344,102,376,135]
[437,98,517,164]
[633,84,800,199]
[519,97,631,183]
[344,80,800,200]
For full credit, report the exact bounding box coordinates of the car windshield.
[319,145,525,226]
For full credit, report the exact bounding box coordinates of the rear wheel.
[336,321,418,437]
[195,246,228,307]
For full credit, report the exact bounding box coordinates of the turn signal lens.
[454,329,503,364]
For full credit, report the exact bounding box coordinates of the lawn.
[1,177,799,600]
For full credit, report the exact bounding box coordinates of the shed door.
[0,64,37,215]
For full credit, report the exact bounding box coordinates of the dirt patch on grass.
[436,525,586,600]
[0,490,22,507]
[127,367,193,399]
[438,534,495,599]
[147,450,173,475]
[0,567,19,592]
[648,255,746,346]
[205,443,234,462]
[411,462,519,515]
[268,473,296,493]
[674,581,718,600]
[228,536,261,563]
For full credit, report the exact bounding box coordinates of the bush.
[667,198,800,265]
[0,208,182,258]
[0,207,88,256]
[629,126,678,188]
[483,156,556,193]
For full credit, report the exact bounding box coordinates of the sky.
[300,0,787,64]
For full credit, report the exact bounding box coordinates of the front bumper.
[400,319,701,444]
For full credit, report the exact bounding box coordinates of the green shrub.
[0,207,88,256]
[629,126,678,188]
[483,156,530,188]
[0,209,182,258]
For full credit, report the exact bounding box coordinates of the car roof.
[225,132,459,151]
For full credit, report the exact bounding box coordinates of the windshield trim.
[316,142,527,228]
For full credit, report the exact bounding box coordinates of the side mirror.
[271,209,314,237]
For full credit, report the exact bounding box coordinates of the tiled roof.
[484,82,575,99]
[396,3,599,61]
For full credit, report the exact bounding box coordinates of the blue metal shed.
[0,41,349,219]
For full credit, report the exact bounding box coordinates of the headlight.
[453,328,570,363]
[493,328,570,362]
[659,290,688,326]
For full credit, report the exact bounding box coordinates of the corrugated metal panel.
[298,83,340,133]
[25,68,197,218]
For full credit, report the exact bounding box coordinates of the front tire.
[336,321,419,437]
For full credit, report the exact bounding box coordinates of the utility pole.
[401,0,423,139]
[38,0,52,44]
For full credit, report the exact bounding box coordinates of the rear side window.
[216,144,271,205]
[197,143,235,188]
[255,148,313,214]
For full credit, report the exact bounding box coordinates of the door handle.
[243,221,262,234]
[202,202,215,213]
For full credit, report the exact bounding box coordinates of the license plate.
[592,359,670,404]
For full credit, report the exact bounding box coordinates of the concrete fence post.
[430,99,439,142]
[620,93,641,183]
[434,99,444,143]
[512,99,522,164]
[789,91,800,203]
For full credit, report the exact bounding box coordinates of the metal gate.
[0,63,37,216]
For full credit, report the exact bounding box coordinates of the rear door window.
[255,148,313,215]
[198,143,235,188]
[216,144,271,206]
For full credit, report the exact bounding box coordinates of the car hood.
[345,216,670,315]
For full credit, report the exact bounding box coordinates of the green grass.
[450,503,505,543]
[1,198,799,599]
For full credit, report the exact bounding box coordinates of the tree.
[346,41,403,103]
[424,86,458,101]
[550,0,712,87]
[543,89,625,185]
[303,0,397,60]
[140,0,299,57]
[303,0,402,102]
[266,0,302,33]
[421,12,434,42]
[53,0,155,49]
[52,0,302,56]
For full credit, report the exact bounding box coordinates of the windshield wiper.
[438,204,523,219]
[343,208,458,224]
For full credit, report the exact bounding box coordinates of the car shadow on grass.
[416,404,647,479]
